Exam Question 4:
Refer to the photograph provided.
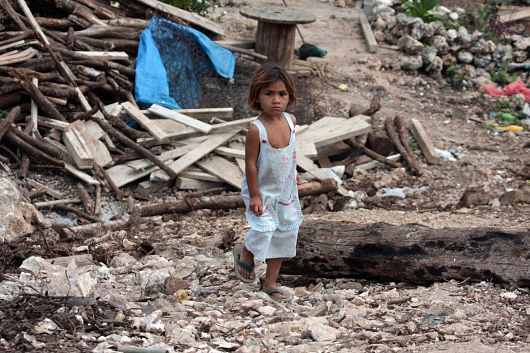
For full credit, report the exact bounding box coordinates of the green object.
[500,113,516,121]
[296,43,327,60]
[401,0,441,23]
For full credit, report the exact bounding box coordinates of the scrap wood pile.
[0,0,441,232]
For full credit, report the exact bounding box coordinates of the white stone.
[302,323,340,342]
[258,305,277,316]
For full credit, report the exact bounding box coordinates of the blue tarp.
[135,17,235,109]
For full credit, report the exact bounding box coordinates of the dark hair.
[247,63,298,111]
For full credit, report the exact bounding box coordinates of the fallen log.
[139,179,338,217]
[4,127,64,166]
[282,220,530,287]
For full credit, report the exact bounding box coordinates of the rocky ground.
[0,0,529,352]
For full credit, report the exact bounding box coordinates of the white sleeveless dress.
[241,112,303,261]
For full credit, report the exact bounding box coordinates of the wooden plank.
[138,116,255,147]
[106,163,159,188]
[63,126,94,169]
[229,141,246,173]
[122,102,169,142]
[30,77,38,135]
[128,144,196,171]
[215,146,245,159]
[71,120,112,168]
[38,117,70,131]
[44,137,75,165]
[359,12,377,53]
[148,104,213,134]
[176,107,233,121]
[64,163,100,185]
[151,119,188,134]
[499,8,530,23]
[197,155,243,189]
[179,169,222,182]
[297,116,371,149]
[315,141,351,159]
[75,51,129,61]
[177,177,224,190]
[214,39,255,49]
[151,130,240,181]
[297,154,349,196]
[134,0,225,36]
[355,154,401,171]
[408,119,440,165]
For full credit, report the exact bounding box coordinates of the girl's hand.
[296,173,302,185]
[250,196,263,216]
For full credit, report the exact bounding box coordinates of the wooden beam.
[215,146,245,159]
[151,130,241,181]
[64,163,100,185]
[63,126,94,169]
[75,51,129,61]
[359,12,377,53]
[133,0,225,36]
[122,102,169,142]
[499,8,530,23]
[197,155,243,189]
[408,118,440,165]
[148,104,213,134]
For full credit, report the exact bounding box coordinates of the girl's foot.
[263,284,291,301]
[234,244,255,282]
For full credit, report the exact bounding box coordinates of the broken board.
[196,155,243,189]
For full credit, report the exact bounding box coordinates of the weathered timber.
[4,128,64,166]
[395,115,423,175]
[0,106,20,142]
[51,204,99,223]
[282,221,530,287]
[344,139,401,168]
[0,0,28,31]
[10,126,63,160]
[89,115,177,182]
[385,116,421,175]
[140,179,338,216]
[93,162,124,200]
[77,182,94,214]
[0,92,23,109]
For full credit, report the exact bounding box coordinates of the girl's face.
[257,80,289,116]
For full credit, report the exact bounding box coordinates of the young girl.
[233,64,303,302]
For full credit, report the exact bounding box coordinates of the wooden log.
[19,118,32,178]
[140,179,338,216]
[10,125,63,160]
[76,182,94,214]
[6,68,68,121]
[344,139,401,169]
[0,0,28,31]
[89,115,178,183]
[0,106,21,142]
[395,115,423,175]
[384,116,421,176]
[4,128,64,166]
[93,162,124,200]
[28,186,48,199]
[51,204,99,223]
[282,221,530,287]
[35,17,72,30]
[74,25,141,40]
[0,92,23,109]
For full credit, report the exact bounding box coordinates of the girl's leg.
[263,258,290,300]
[238,244,255,280]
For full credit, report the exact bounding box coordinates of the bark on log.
[139,179,339,217]
[282,220,530,287]
[0,92,24,109]
[4,127,64,166]
[10,124,64,160]
[395,115,422,174]
[0,106,21,142]
[0,0,28,31]
[344,139,401,169]
[77,182,94,214]
[385,116,421,176]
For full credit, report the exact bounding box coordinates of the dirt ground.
[1,0,529,352]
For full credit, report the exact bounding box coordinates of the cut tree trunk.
[282,220,530,287]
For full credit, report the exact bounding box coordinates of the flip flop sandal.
[232,244,256,283]
[265,288,292,303]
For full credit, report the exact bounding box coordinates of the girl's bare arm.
[245,124,263,215]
